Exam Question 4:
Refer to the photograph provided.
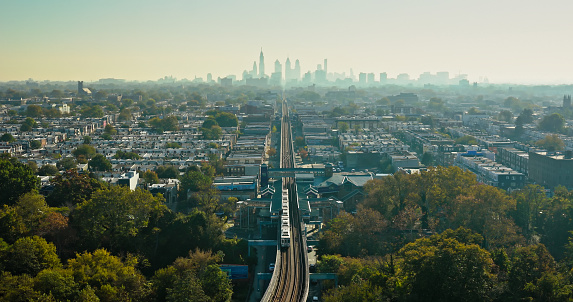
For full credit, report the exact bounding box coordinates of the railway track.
[261,99,309,302]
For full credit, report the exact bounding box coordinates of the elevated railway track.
[261,99,309,302]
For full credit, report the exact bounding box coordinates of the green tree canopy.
[202,118,218,129]
[0,133,15,142]
[72,186,167,252]
[454,135,478,145]
[214,112,238,127]
[538,113,565,133]
[29,140,42,149]
[535,134,565,151]
[56,157,77,171]
[2,236,61,276]
[156,165,180,179]
[88,154,112,172]
[0,159,39,206]
[201,125,222,140]
[498,110,513,122]
[38,164,59,176]
[398,230,494,302]
[65,249,149,301]
[72,144,96,163]
[46,170,104,207]
[81,105,104,118]
[25,105,43,118]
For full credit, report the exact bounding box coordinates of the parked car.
[307,245,313,252]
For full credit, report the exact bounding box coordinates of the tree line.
[0,157,249,301]
[318,166,573,301]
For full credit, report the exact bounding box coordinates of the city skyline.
[1,0,573,84]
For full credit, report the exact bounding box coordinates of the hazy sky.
[1,0,572,84]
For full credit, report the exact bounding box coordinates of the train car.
[280,225,291,248]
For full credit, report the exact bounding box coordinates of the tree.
[538,113,565,133]
[266,147,277,158]
[399,231,494,301]
[201,125,222,140]
[34,268,79,301]
[153,249,231,302]
[20,117,37,132]
[83,136,92,144]
[508,244,556,300]
[118,108,132,121]
[165,142,182,149]
[319,208,388,257]
[156,165,180,179]
[150,116,179,133]
[180,170,213,199]
[428,97,446,111]
[295,136,305,147]
[3,236,61,276]
[467,107,482,115]
[202,118,218,129]
[142,170,160,184]
[25,105,43,118]
[535,134,565,151]
[27,161,38,173]
[297,91,321,102]
[504,97,524,111]
[38,164,59,176]
[29,140,42,149]
[103,124,117,135]
[66,249,149,301]
[72,144,96,163]
[0,159,39,206]
[114,150,141,159]
[338,122,349,133]
[498,110,513,122]
[81,105,104,118]
[214,112,238,127]
[44,107,61,118]
[454,135,478,145]
[512,185,550,241]
[72,186,167,252]
[420,152,434,166]
[88,154,112,172]
[516,108,534,125]
[0,271,42,300]
[0,133,15,142]
[56,157,77,171]
[46,170,104,207]
[13,192,49,235]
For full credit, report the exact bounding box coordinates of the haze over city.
[2,0,573,84]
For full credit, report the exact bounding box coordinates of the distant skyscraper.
[324,59,328,74]
[252,61,258,77]
[207,73,212,83]
[285,57,292,82]
[271,59,283,86]
[303,71,312,83]
[315,63,326,83]
[367,73,375,83]
[259,49,265,77]
[294,59,301,81]
[359,72,366,85]
[380,72,387,83]
[77,81,83,95]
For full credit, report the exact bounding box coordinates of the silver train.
[280,189,290,248]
